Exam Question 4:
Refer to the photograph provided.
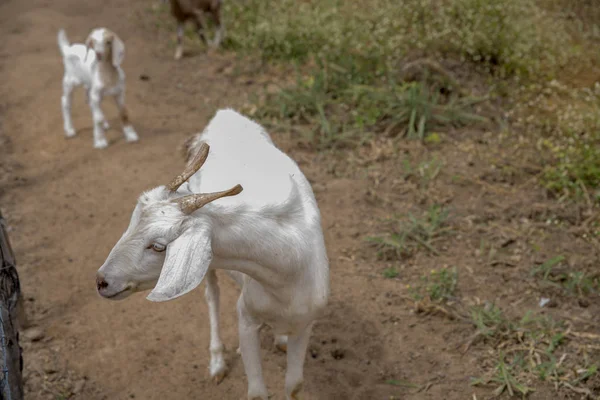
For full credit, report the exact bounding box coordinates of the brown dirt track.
[0,0,598,399]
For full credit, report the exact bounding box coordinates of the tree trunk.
[0,210,24,400]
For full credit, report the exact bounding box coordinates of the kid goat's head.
[96,143,242,302]
[85,28,125,67]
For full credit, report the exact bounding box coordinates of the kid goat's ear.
[111,34,125,67]
[84,35,94,62]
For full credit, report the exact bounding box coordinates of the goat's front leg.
[175,23,184,60]
[86,87,109,130]
[237,300,268,400]
[61,78,76,137]
[204,270,227,383]
[114,91,138,143]
[285,323,313,400]
[89,90,109,149]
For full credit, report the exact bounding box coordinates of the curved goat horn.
[166,142,210,192]
[175,184,243,215]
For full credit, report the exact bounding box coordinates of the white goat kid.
[96,109,329,400]
[57,28,139,149]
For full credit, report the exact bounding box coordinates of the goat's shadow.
[226,300,402,400]
[304,301,402,400]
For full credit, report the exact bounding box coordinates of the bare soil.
[0,0,598,399]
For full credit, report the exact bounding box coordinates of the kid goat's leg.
[86,87,109,129]
[89,89,109,149]
[285,323,313,400]
[204,270,227,383]
[175,23,184,60]
[237,300,268,400]
[61,78,76,137]
[114,91,138,143]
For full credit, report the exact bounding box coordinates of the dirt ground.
[0,0,598,399]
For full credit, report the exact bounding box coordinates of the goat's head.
[96,143,243,302]
[85,28,125,67]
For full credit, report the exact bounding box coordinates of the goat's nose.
[96,274,109,291]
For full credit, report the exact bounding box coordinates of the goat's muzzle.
[96,274,109,291]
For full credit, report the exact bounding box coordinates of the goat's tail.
[57,29,70,56]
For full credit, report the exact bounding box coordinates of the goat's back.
[60,43,95,85]
[186,109,312,212]
[170,0,220,20]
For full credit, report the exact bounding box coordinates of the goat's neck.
[96,60,120,88]
[201,205,311,290]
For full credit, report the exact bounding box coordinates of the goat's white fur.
[57,28,139,149]
[96,109,329,399]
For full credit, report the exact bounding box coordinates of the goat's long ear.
[84,36,93,62]
[146,226,212,302]
[111,35,125,67]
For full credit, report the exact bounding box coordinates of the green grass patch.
[225,0,576,148]
[225,0,570,76]
[468,304,598,397]
[382,266,400,279]
[401,157,444,189]
[531,256,599,296]
[367,204,452,259]
[410,267,459,303]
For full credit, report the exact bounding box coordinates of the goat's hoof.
[275,343,287,353]
[94,139,108,149]
[65,129,76,138]
[209,358,228,384]
[212,370,227,385]
[125,133,139,143]
[124,127,139,143]
[174,48,183,60]
[289,382,303,400]
[274,335,288,353]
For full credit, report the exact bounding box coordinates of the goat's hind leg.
[61,78,76,138]
[174,22,184,60]
[113,91,138,143]
[274,334,288,353]
[205,270,228,384]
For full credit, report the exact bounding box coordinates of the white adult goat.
[58,28,139,149]
[96,109,329,400]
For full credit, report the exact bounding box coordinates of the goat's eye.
[148,243,166,252]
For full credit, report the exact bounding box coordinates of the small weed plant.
[410,267,458,303]
[469,304,598,397]
[367,205,451,259]
[531,255,599,296]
